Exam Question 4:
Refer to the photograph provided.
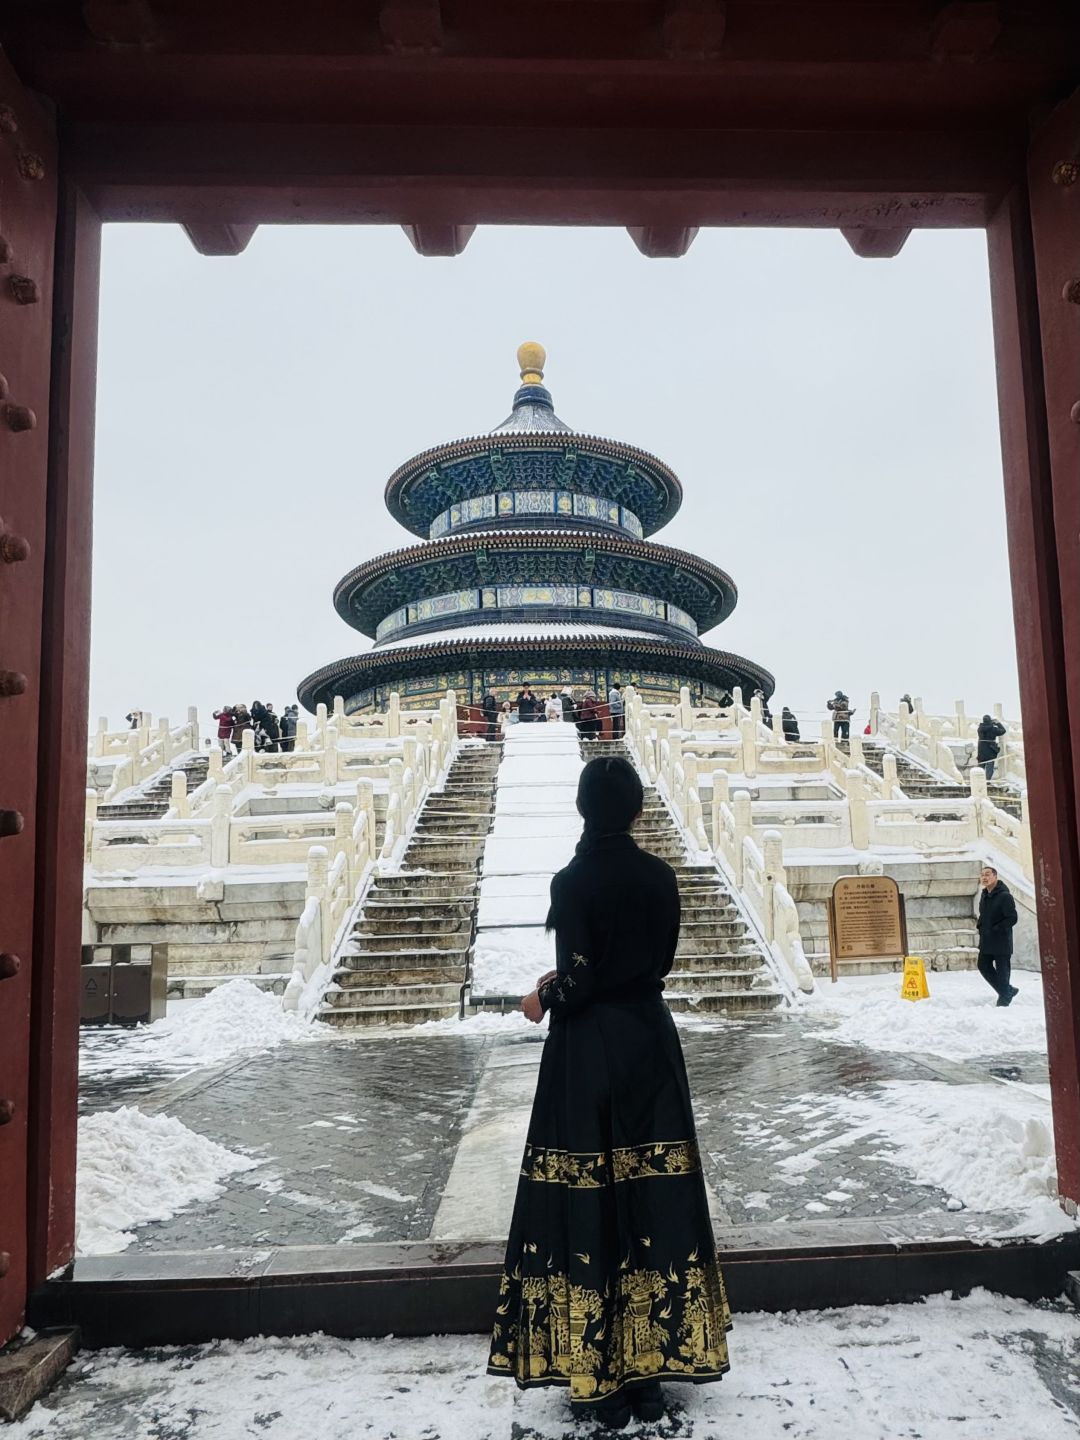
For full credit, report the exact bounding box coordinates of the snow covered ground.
[801,969,1048,1059]
[13,1291,1080,1438]
[76,1106,258,1255]
[472,725,582,997]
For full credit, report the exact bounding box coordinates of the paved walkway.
[79,1009,1051,1253]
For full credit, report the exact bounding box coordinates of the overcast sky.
[90,223,1018,732]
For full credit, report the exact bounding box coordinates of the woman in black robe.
[487,756,730,1428]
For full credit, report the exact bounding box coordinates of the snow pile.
[785,1080,1068,1237]
[803,971,1047,1060]
[12,1291,1080,1439]
[76,1107,258,1255]
[80,979,329,1084]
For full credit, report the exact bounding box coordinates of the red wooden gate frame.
[0,13,1077,1347]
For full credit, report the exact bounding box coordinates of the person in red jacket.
[213,706,236,757]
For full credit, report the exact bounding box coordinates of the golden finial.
[517,341,546,386]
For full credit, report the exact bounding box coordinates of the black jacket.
[539,832,680,1018]
[977,880,1018,957]
[782,712,800,741]
[977,719,1006,763]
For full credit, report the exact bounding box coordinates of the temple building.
[298,344,773,713]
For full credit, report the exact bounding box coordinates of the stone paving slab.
[77,1012,1053,1255]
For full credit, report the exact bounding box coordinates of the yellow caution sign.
[900,956,930,1002]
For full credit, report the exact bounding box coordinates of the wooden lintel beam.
[67,122,1021,231]
[181,222,258,256]
[401,223,475,257]
[627,225,700,258]
[840,227,912,259]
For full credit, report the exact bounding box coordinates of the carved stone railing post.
[387,690,401,738]
[732,790,752,885]
[849,732,865,769]
[761,829,786,942]
[324,720,339,785]
[882,752,899,799]
[211,783,233,867]
[710,770,729,851]
[679,685,693,731]
[94,716,109,757]
[847,771,869,850]
[241,726,256,783]
[316,701,328,746]
[739,716,757,778]
[868,690,880,737]
[356,778,376,859]
[207,746,224,783]
[335,800,355,887]
[170,768,190,819]
[296,718,309,749]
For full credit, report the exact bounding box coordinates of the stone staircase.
[96,752,210,821]
[859,741,1022,819]
[579,737,784,1014]
[320,741,503,1027]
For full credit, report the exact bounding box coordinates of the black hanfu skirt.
[487,995,731,1404]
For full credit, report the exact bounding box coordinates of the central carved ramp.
[320,741,502,1027]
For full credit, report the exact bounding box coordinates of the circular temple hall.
[298,344,774,713]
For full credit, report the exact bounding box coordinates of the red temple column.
[987,87,1080,1203]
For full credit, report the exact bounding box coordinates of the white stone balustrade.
[88,691,455,880]
[96,710,201,802]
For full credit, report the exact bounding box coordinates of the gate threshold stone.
[31,1223,1080,1348]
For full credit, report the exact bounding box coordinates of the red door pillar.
[987,87,1080,1203]
[0,54,59,1342]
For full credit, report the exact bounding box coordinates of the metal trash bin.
[80,951,113,1025]
[80,943,168,1026]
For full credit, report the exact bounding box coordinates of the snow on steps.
[318,742,502,1028]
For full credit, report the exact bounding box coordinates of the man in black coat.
[977,864,1019,1006]
[977,714,1007,781]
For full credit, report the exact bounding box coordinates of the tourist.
[977,713,1007,781]
[781,706,800,742]
[481,691,499,741]
[279,705,298,752]
[544,693,562,722]
[212,705,236,756]
[516,685,538,723]
[492,756,730,1424]
[125,709,141,730]
[498,700,514,736]
[900,692,914,714]
[827,690,854,740]
[560,685,576,721]
[577,690,601,739]
[261,704,281,753]
[607,681,625,738]
[977,864,1019,1006]
[753,686,772,727]
[231,705,252,753]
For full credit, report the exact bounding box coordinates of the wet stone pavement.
[79,1012,1051,1253]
